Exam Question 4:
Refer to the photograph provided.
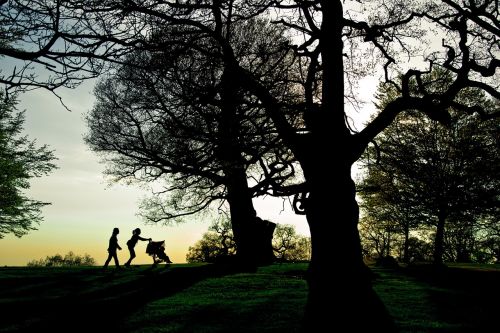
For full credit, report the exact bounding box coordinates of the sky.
[0,79,315,266]
[0,65,379,267]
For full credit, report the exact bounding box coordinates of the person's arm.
[138,236,150,241]
[113,237,122,250]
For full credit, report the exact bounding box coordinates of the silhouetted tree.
[27,251,96,267]
[359,215,398,259]
[359,213,436,263]
[403,237,434,263]
[1,1,498,329]
[186,219,236,263]
[0,93,56,238]
[272,224,311,262]
[186,220,309,263]
[358,167,423,263]
[85,19,299,265]
[472,218,500,263]
[444,220,477,262]
[362,76,499,265]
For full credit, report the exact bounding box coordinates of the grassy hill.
[0,263,498,332]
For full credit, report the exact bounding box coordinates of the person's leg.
[104,253,112,267]
[125,247,136,266]
[113,252,120,267]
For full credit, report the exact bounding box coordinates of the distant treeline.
[27,251,96,267]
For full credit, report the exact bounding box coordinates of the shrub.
[27,251,96,267]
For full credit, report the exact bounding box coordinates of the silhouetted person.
[124,228,151,267]
[103,227,122,268]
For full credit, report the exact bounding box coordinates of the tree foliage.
[359,214,437,263]
[186,219,310,263]
[272,224,311,262]
[186,218,237,263]
[85,18,298,264]
[0,93,56,238]
[27,251,96,267]
[85,18,297,223]
[360,75,499,264]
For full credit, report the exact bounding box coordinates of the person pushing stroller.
[124,228,151,267]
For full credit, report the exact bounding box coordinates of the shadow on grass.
[123,263,308,333]
[0,263,247,332]
[403,264,500,332]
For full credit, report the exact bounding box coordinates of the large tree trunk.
[301,162,396,331]
[403,224,410,264]
[433,210,446,265]
[298,2,396,330]
[386,229,392,257]
[219,67,275,266]
[456,226,473,263]
[225,164,276,266]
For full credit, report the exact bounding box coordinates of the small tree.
[358,215,400,259]
[273,224,311,262]
[0,94,57,238]
[186,219,237,263]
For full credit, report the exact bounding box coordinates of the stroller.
[146,240,173,267]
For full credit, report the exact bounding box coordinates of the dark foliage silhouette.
[27,251,96,267]
[0,93,56,238]
[186,219,237,264]
[84,19,297,265]
[360,73,499,265]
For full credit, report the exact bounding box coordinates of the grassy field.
[0,262,498,332]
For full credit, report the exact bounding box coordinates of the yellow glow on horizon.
[0,223,205,267]
[0,83,310,267]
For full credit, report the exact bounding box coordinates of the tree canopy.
[360,74,500,264]
[85,18,297,223]
[0,93,56,238]
[85,18,298,264]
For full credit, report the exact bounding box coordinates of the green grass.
[0,263,497,332]
[373,264,500,332]
[373,268,460,332]
[126,264,308,333]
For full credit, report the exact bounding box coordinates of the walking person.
[103,227,122,268]
[124,228,151,267]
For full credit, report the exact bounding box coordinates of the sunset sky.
[0,73,377,267]
[0,79,310,266]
